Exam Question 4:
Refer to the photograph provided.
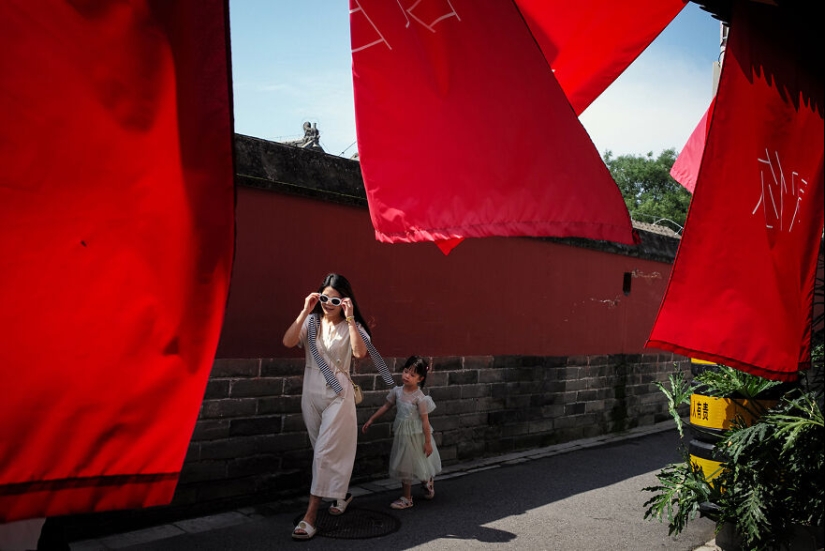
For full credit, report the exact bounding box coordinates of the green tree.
[603,148,692,232]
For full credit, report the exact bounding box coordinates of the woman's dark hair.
[313,273,371,337]
[403,355,429,388]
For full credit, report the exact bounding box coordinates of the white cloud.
[580,48,715,157]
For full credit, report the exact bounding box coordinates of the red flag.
[351,0,639,247]
[514,0,686,115]
[647,1,824,381]
[0,0,235,521]
[670,98,715,193]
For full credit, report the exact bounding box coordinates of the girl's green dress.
[387,386,442,483]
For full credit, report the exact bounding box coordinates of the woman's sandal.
[328,493,353,516]
[390,496,413,509]
[291,520,317,540]
[421,478,435,500]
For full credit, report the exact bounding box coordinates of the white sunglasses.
[319,295,344,306]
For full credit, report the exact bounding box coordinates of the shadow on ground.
[87,428,715,551]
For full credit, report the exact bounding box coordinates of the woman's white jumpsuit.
[298,316,361,500]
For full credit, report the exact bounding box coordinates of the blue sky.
[228,1,723,158]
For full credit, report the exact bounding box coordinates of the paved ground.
[67,421,721,551]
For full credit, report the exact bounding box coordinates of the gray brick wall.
[173,352,689,510]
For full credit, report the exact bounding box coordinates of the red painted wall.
[215,186,674,359]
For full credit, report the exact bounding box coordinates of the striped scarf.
[307,314,394,394]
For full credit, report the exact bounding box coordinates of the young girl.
[362,356,442,509]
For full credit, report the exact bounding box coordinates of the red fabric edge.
[0,474,180,523]
[435,238,465,255]
[376,222,640,246]
[645,340,802,382]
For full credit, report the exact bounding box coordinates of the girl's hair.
[312,273,371,337]
[403,355,430,388]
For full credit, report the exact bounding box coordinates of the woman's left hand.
[342,298,354,318]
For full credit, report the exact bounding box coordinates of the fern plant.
[713,390,824,550]
[643,366,824,551]
[694,365,783,400]
[642,447,721,535]
[652,364,693,438]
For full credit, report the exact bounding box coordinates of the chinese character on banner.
[647,1,824,381]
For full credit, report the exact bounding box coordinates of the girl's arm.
[361,401,393,433]
[421,412,433,457]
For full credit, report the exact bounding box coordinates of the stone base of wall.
[177,353,688,508]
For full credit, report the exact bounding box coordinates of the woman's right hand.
[303,292,320,313]
[361,420,371,434]
[283,292,320,348]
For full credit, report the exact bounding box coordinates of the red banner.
[647,1,824,380]
[670,98,715,193]
[514,0,686,114]
[351,0,641,247]
[0,0,235,520]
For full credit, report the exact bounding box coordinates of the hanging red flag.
[351,0,640,247]
[0,0,235,521]
[647,1,824,381]
[514,0,686,115]
[670,98,715,194]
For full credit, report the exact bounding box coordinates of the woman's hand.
[304,292,320,314]
[282,292,319,348]
[341,297,354,318]
[424,441,433,457]
[361,420,372,434]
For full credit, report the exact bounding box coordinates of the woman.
[282,273,392,540]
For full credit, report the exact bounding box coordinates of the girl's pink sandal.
[421,478,435,500]
[390,496,413,509]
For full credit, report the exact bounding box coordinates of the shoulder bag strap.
[355,324,395,387]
